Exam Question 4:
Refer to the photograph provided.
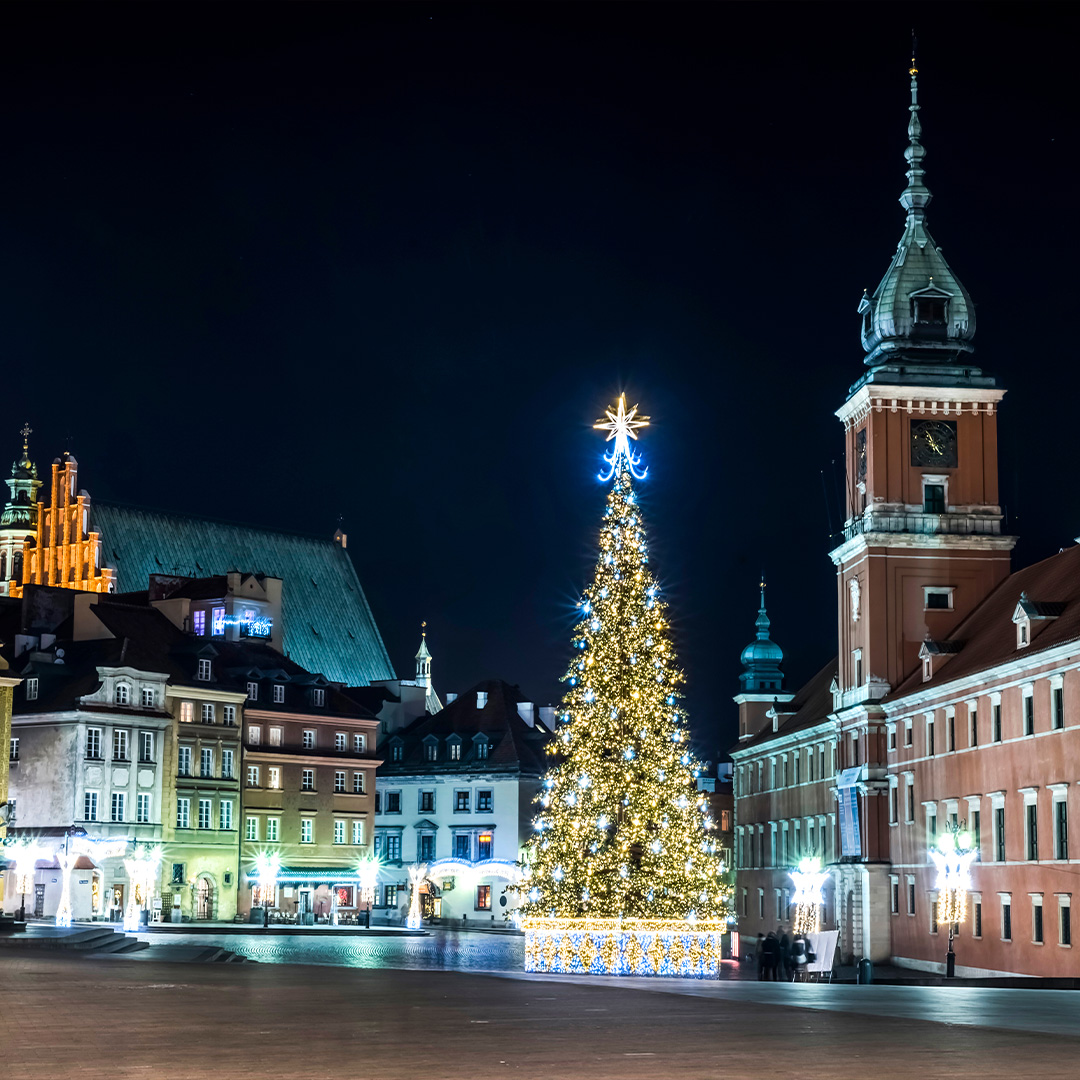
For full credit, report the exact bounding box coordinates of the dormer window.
[391,741,403,763]
[913,297,947,324]
[312,688,325,708]
[197,659,212,682]
[1017,618,1030,648]
[1011,592,1065,650]
[424,738,438,762]
[115,683,130,706]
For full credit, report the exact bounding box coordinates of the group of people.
[754,926,815,981]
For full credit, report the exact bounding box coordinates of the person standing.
[755,933,766,979]
[779,929,792,981]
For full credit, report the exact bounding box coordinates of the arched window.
[0,551,7,580]
[115,683,130,706]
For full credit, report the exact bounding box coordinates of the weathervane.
[594,394,649,482]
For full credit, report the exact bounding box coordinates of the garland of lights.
[931,829,977,926]
[514,396,730,975]
[123,845,163,932]
[789,857,829,935]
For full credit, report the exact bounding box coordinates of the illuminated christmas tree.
[518,396,729,933]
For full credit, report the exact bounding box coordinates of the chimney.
[476,691,488,709]
[446,692,457,704]
[517,702,535,727]
[539,706,556,729]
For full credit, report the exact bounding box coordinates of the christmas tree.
[518,396,728,925]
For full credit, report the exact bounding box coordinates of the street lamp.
[789,856,829,936]
[406,863,427,930]
[122,845,162,932]
[357,854,380,929]
[9,839,45,923]
[930,826,977,979]
[253,852,281,928]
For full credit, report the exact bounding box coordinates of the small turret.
[739,576,784,693]
[0,424,42,594]
[415,621,432,686]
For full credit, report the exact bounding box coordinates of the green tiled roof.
[93,502,395,686]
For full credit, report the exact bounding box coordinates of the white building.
[373,673,551,925]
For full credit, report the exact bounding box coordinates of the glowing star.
[595,394,650,481]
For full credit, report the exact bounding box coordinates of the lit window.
[178,746,192,776]
[9,737,18,762]
[268,767,280,789]
[222,749,234,779]
[84,791,99,822]
[450,742,461,761]
[115,683,130,706]
[478,833,493,860]
[302,768,315,791]
[141,687,155,707]
[476,740,490,760]
[247,765,260,787]
[113,729,129,761]
[176,798,190,829]
[269,727,282,746]
[273,684,285,703]
[248,725,261,746]
[197,659,212,682]
[211,607,225,636]
[352,820,364,845]
[353,733,366,753]
[425,742,438,762]
[223,705,236,726]
[391,743,403,762]
[247,682,258,701]
[336,733,347,752]
[353,772,364,794]
[192,610,206,635]
[476,885,491,911]
[180,702,194,723]
[312,688,325,707]
[301,819,314,844]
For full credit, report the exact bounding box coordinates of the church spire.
[415,621,432,685]
[899,44,931,223]
[739,575,784,693]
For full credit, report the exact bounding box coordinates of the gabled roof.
[731,657,837,755]
[379,679,551,777]
[892,545,1080,698]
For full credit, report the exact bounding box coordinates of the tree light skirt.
[522,918,724,978]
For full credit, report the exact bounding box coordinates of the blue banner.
[837,766,862,857]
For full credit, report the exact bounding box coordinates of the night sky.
[4,5,1079,759]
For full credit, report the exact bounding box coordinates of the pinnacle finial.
[899,35,931,221]
[19,422,31,455]
[421,619,427,638]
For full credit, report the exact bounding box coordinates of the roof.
[731,657,838,755]
[380,678,551,777]
[892,545,1080,698]
[92,502,395,686]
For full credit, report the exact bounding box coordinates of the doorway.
[196,876,214,920]
[33,884,45,917]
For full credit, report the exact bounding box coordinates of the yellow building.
[0,654,18,840]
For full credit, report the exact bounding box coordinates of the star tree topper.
[594,393,650,481]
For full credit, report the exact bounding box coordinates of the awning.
[244,865,360,884]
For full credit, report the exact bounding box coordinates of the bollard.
[857,957,873,984]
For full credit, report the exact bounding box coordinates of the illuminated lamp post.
[406,863,427,930]
[789,856,829,935]
[931,826,977,979]
[357,854,380,930]
[253,852,281,929]
[122,845,162,932]
[10,839,45,922]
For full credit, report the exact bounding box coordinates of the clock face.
[910,419,958,468]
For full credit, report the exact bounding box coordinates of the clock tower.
[830,58,1016,708]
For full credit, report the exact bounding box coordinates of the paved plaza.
[3,944,1080,1079]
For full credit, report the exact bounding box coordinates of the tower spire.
[899,37,931,222]
[739,575,784,693]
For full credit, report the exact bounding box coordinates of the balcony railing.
[845,511,1002,541]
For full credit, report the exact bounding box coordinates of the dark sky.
[4,4,1079,759]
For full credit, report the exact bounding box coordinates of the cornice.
[836,385,1007,429]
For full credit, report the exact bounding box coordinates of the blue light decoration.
[594,394,650,482]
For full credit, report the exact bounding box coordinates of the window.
[266,817,279,842]
[335,733,347,752]
[850,732,859,767]
[301,819,313,844]
[247,765,260,787]
[926,806,937,845]
[222,749,234,779]
[969,705,978,747]
[223,705,236,726]
[201,703,215,724]
[385,834,401,861]
[269,726,282,746]
[476,740,490,760]
[198,799,212,829]
[904,721,913,747]
[248,725,261,746]
[905,776,915,822]
[113,729,129,761]
[335,771,347,793]
[1033,896,1044,944]
[303,730,316,750]
[907,877,916,916]
[268,767,280,789]
[273,684,285,704]
[384,884,398,908]
[193,610,206,635]
[888,726,896,752]
[477,790,493,813]
[1060,897,1072,947]
[141,687,155,707]
[931,896,939,935]
[178,746,192,777]
[891,878,899,914]
[312,688,325,707]
[115,683,130,706]
[201,747,214,778]
[220,800,233,830]
[247,682,259,701]
[852,649,863,687]
[352,820,364,845]
[995,806,1006,862]
[450,742,461,761]
[1023,691,1034,737]
[353,772,365,794]
[1027,802,1039,861]
[334,820,346,845]
[391,743,403,763]
[140,731,154,762]
[301,769,315,791]
[890,785,899,825]
[25,677,38,701]
[794,754,801,785]
[86,728,102,760]
[455,790,470,813]
[974,898,982,938]
[137,793,151,823]
[947,712,955,752]
[211,607,225,636]
[478,832,493,860]
[425,741,438,762]
[246,817,259,841]
[925,587,953,610]
[180,702,194,724]
[176,797,190,829]
[386,791,401,814]
[84,791,99,821]
[1052,684,1065,730]
[923,484,945,514]
[197,659,212,682]
[454,833,471,859]
[419,833,435,861]
[375,792,382,813]
[1018,620,1030,648]
[354,733,366,753]
[971,809,981,853]
[992,702,1002,743]
[1055,798,1069,860]
[111,792,125,822]
[476,885,492,911]
[927,719,935,756]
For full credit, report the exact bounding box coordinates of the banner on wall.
[837,766,863,857]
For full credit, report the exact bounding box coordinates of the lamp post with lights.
[931,825,977,979]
